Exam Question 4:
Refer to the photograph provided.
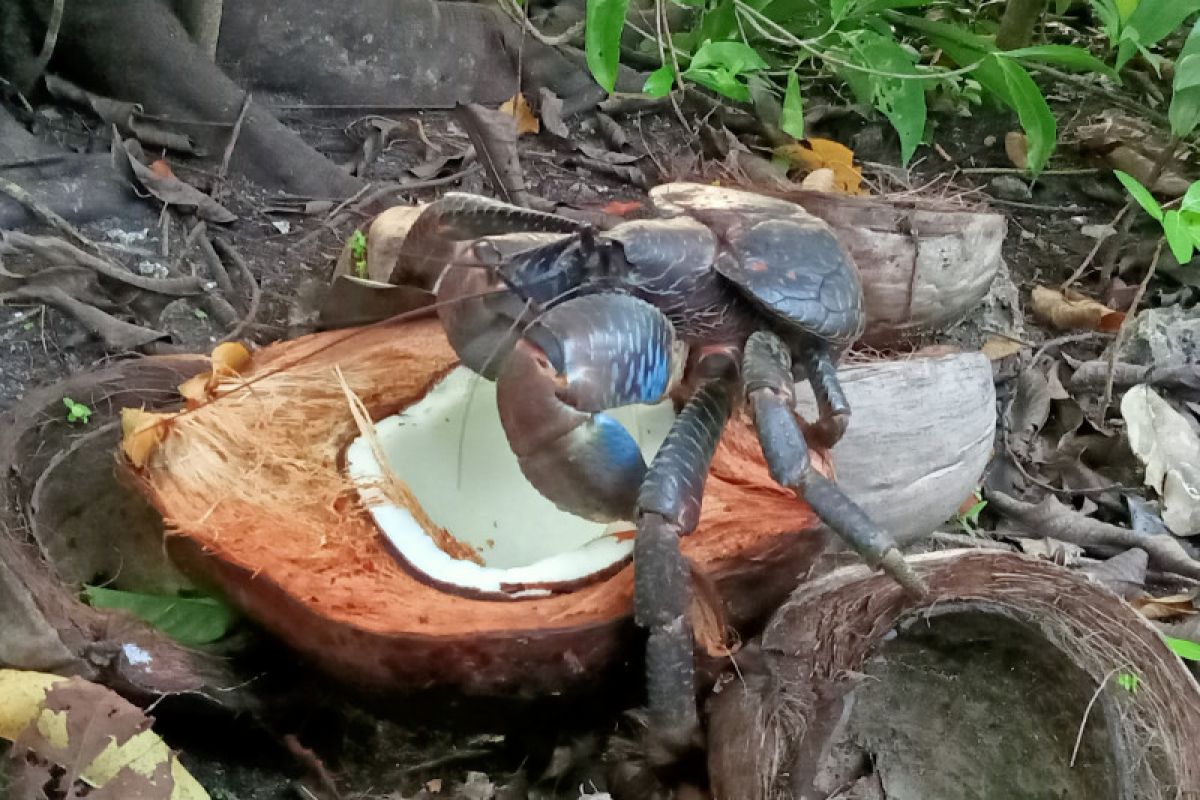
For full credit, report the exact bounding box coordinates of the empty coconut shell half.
[123,317,835,695]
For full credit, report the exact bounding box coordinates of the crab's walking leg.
[744,331,926,596]
[636,381,732,750]
[800,344,851,448]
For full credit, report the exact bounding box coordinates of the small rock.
[137,260,168,278]
[983,134,997,147]
[461,771,495,800]
[1118,306,1200,366]
[989,175,1031,201]
[1080,223,1117,240]
[159,298,222,349]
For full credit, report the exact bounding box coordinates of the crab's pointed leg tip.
[879,548,928,598]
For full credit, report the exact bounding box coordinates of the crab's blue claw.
[495,293,677,521]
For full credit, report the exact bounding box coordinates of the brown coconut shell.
[128,317,832,695]
[707,550,1200,800]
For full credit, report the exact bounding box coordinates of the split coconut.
[124,318,836,694]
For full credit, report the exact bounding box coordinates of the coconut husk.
[128,317,832,694]
[707,550,1200,800]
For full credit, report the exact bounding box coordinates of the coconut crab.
[386,182,926,751]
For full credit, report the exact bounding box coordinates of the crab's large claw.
[495,293,677,521]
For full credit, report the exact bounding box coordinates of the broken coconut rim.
[345,366,677,599]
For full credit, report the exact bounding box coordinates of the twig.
[211,238,261,343]
[1,231,203,295]
[957,167,1100,176]
[195,231,236,295]
[1101,239,1163,414]
[1070,666,1122,767]
[216,91,252,199]
[1069,360,1199,392]
[1027,64,1171,130]
[24,0,64,93]
[397,748,494,775]
[1030,331,1107,363]
[1061,204,1128,290]
[987,491,1200,581]
[0,175,99,253]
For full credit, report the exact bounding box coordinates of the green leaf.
[1170,22,1200,137]
[1114,170,1164,221]
[1163,210,1196,264]
[835,30,926,164]
[683,41,768,102]
[63,397,92,425]
[1000,45,1120,81]
[84,586,237,646]
[688,40,769,74]
[1166,636,1200,661]
[992,55,1056,175]
[781,69,805,139]
[585,0,630,93]
[1116,671,1140,693]
[644,64,675,97]
[697,0,739,43]
[1181,180,1200,213]
[1124,0,1200,53]
[888,12,992,52]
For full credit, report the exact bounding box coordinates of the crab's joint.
[743,331,927,597]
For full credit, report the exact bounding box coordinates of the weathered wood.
[795,352,996,544]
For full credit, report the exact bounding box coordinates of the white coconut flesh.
[345,366,677,598]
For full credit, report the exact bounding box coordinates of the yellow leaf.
[211,341,251,376]
[499,93,540,136]
[178,373,211,408]
[0,670,210,800]
[981,335,1023,360]
[774,138,863,195]
[121,408,174,468]
[1030,285,1125,332]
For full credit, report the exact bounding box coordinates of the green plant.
[1115,171,1200,265]
[956,488,988,534]
[1116,671,1141,692]
[1166,635,1200,661]
[349,229,369,279]
[83,585,237,646]
[583,0,1196,173]
[62,397,92,425]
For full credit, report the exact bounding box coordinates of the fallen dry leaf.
[799,167,836,192]
[499,93,540,136]
[1122,385,1200,536]
[121,408,174,468]
[601,199,645,216]
[113,134,236,223]
[1005,131,1029,170]
[1030,285,1124,332]
[774,138,864,195]
[981,335,1024,360]
[1131,592,1198,620]
[0,670,209,800]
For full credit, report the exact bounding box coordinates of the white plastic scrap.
[1121,384,1200,536]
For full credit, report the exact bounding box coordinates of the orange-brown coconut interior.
[133,317,828,640]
